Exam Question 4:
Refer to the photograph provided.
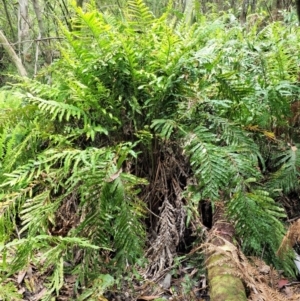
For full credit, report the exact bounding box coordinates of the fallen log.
[206,203,247,301]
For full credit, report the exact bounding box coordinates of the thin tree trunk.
[0,30,27,77]
[241,0,250,23]
[18,0,31,68]
[251,0,257,13]
[32,0,52,67]
[184,0,194,25]
[206,203,247,301]
[1,0,16,41]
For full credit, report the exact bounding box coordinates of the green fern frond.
[76,274,115,301]
[1,141,145,282]
[20,191,57,236]
[127,0,154,26]
[26,93,86,122]
[184,126,232,200]
[212,117,264,170]
[227,187,287,268]
[0,90,30,128]
[267,146,300,194]
[151,119,178,140]
[1,235,100,278]
[104,178,145,265]
[74,170,146,270]
[76,9,112,38]
[1,127,41,174]
[0,282,22,301]
[216,73,254,102]
[258,23,298,82]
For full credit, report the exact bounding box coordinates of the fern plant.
[1,1,300,299]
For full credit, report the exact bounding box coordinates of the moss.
[208,254,247,301]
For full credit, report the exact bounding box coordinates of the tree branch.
[0,30,27,77]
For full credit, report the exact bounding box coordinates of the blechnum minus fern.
[1,0,300,299]
[0,143,147,298]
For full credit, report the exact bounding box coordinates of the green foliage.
[227,184,287,266]
[267,145,300,195]
[1,0,300,298]
[0,281,22,301]
[77,274,114,301]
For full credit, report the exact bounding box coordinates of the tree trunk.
[76,0,84,7]
[241,0,250,23]
[32,0,52,66]
[18,0,31,70]
[0,30,27,77]
[206,203,247,301]
[184,0,194,25]
[250,0,257,13]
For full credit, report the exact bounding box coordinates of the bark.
[206,203,247,301]
[250,0,257,13]
[32,0,52,65]
[241,0,250,23]
[184,0,194,25]
[18,0,32,71]
[0,30,27,77]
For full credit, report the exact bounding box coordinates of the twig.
[2,37,65,46]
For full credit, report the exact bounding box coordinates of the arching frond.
[127,0,154,26]
[267,145,300,195]
[184,126,232,200]
[227,187,288,270]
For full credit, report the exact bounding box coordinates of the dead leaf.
[106,168,122,182]
[17,270,27,284]
[259,264,270,274]
[291,145,298,152]
[283,286,293,298]
[262,130,276,140]
[35,288,47,300]
[137,295,163,300]
[97,297,108,301]
[278,278,289,288]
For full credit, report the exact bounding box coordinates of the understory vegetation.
[1,0,300,300]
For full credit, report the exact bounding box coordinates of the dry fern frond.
[142,145,188,281]
[249,282,289,301]
[277,219,300,257]
[145,197,182,279]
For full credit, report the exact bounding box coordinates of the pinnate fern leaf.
[185,126,232,200]
[227,187,286,266]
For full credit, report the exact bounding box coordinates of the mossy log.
[207,253,247,301]
[206,203,247,301]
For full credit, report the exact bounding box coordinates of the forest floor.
[9,195,300,301]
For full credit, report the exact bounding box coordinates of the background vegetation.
[0,0,300,300]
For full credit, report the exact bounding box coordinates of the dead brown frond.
[145,197,181,278]
[51,190,80,236]
[137,142,191,284]
[248,282,289,301]
[277,219,300,257]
